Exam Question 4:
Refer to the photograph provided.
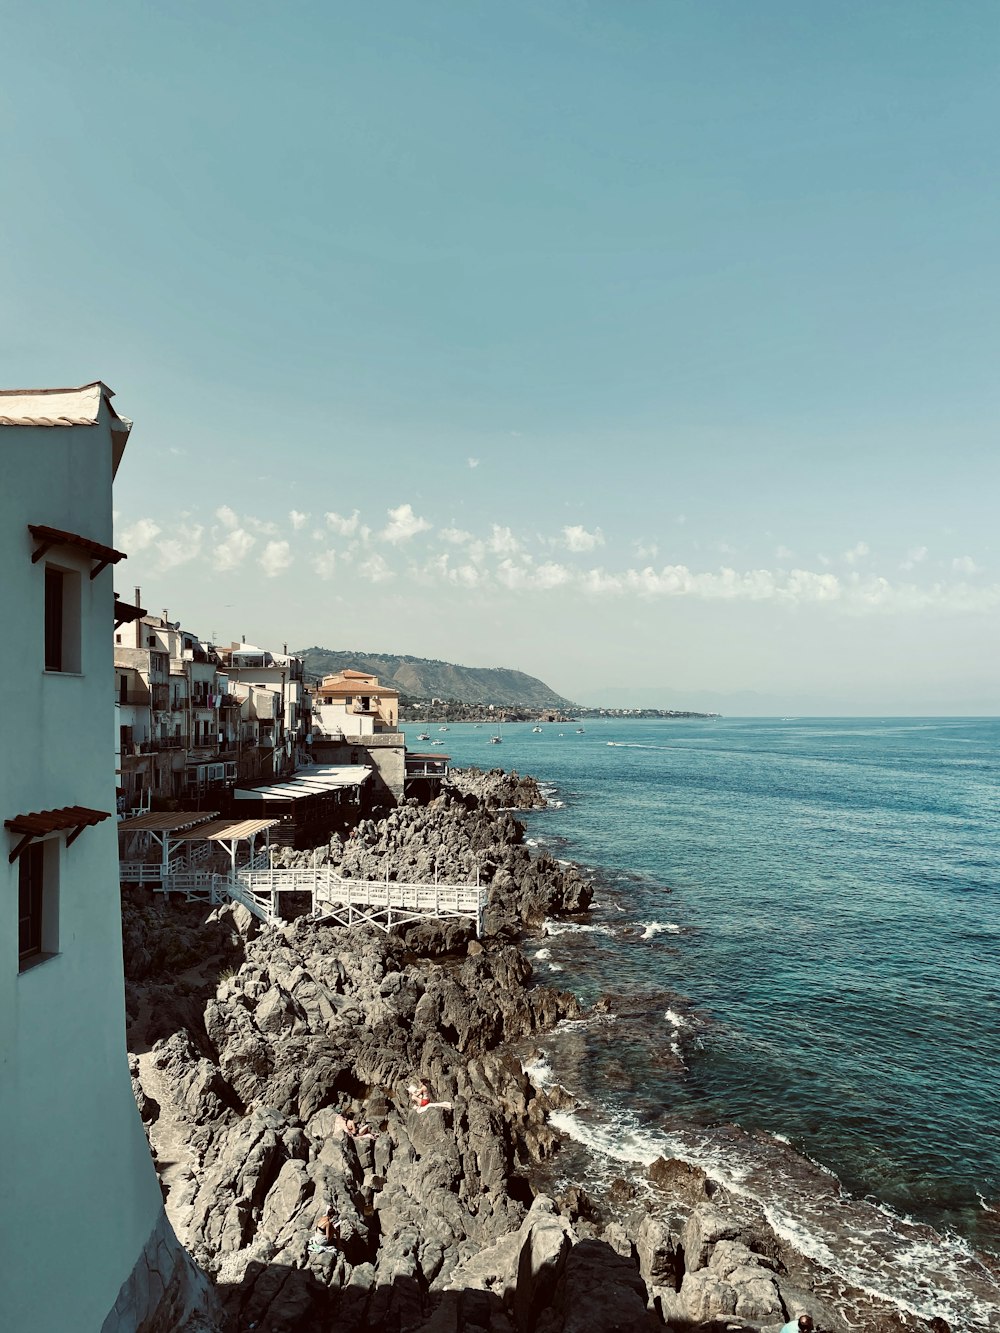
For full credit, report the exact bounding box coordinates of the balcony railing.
[139,737,188,752]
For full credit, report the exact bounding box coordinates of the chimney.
[242,635,246,644]
[283,642,287,654]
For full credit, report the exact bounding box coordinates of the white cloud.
[381,503,432,544]
[214,528,255,571]
[259,540,292,578]
[440,527,473,545]
[488,525,521,556]
[359,553,394,583]
[245,515,279,536]
[951,555,980,575]
[453,563,481,587]
[120,517,161,551]
[580,568,623,595]
[496,558,529,590]
[775,545,794,560]
[534,561,573,589]
[900,545,928,570]
[157,522,204,570]
[312,549,337,580]
[633,540,659,560]
[289,510,309,530]
[325,508,362,537]
[215,505,239,530]
[844,541,869,565]
[562,524,605,553]
[467,457,480,469]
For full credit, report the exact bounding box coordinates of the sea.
[402,715,1000,1330]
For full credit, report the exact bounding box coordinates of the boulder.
[513,1197,574,1332]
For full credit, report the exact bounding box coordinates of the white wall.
[0,403,166,1330]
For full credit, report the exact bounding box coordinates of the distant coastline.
[400,699,720,724]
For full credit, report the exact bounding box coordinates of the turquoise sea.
[403,716,1000,1329]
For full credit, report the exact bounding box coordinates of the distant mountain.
[296,647,575,708]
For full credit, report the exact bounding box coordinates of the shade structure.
[170,818,281,843]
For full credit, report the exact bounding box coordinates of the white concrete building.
[0,383,206,1330]
[217,641,306,775]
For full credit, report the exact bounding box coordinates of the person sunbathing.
[309,1208,339,1253]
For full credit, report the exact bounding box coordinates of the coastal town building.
[114,605,238,802]
[216,640,306,782]
[311,669,406,806]
[1,382,205,1330]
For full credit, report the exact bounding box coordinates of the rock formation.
[124,775,918,1333]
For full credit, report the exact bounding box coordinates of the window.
[43,565,81,672]
[18,841,58,971]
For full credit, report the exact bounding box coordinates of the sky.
[4,1,999,713]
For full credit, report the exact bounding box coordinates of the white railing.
[234,866,482,915]
[119,855,186,884]
[210,872,273,921]
[166,870,216,898]
[124,860,486,934]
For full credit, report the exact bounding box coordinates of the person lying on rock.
[407,1080,453,1115]
[779,1317,814,1333]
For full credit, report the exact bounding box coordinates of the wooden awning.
[171,818,281,843]
[5,806,112,863]
[116,812,219,833]
[28,524,127,580]
[114,595,146,627]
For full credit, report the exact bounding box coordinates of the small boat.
[532,726,543,733]
[576,727,585,734]
[439,726,449,732]
[490,735,502,744]
[417,732,430,741]
[432,739,445,746]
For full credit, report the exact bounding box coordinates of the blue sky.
[4,1,999,712]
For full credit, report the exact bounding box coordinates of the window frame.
[18,840,58,972]
[43,561,82,674]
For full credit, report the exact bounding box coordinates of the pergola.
[168,817,280,876]
[117,811,219,882]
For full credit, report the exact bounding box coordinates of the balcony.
[139,736,189,752]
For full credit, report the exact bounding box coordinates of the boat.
[490,722,503,744]
[532,726,543,733]
[417,732,430,741]
[432,739,444,745]
[576,727,585,734]
[439,726,449,732]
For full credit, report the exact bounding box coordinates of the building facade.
[311,669,406,805]
[1,383,207,1330]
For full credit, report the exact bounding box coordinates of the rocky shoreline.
[124,769,938,1333]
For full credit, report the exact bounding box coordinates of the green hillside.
[296,647,574,708]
